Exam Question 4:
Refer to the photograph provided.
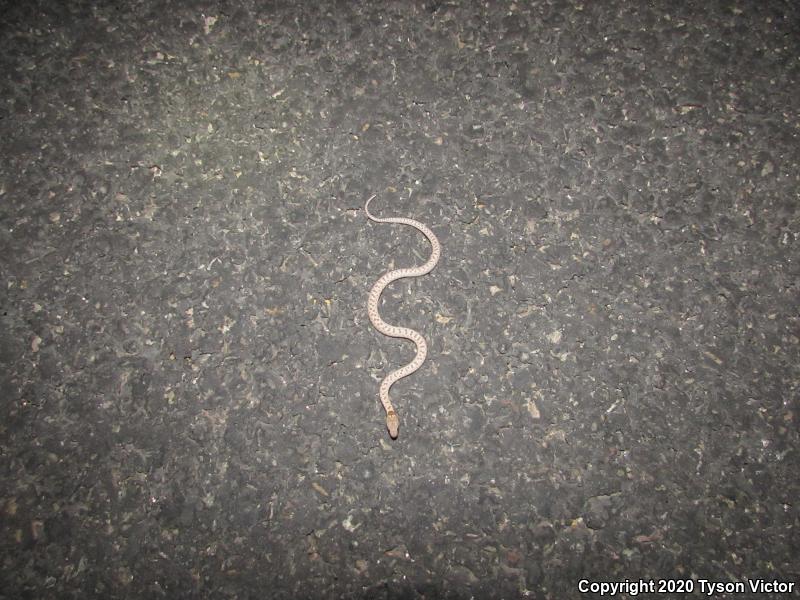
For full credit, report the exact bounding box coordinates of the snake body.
[365,194,441,439]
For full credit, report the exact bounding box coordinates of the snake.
[364,194,441,439]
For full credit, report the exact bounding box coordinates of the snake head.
[386,410,399,439]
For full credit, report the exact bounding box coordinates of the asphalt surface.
[1,1,798,598]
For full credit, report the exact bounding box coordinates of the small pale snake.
[364,194,441,439]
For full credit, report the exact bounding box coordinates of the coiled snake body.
[365,194,441,439]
